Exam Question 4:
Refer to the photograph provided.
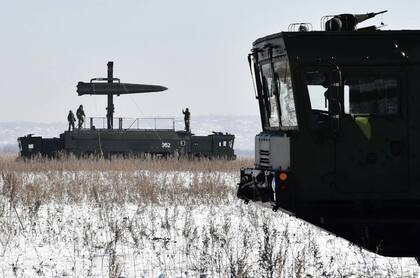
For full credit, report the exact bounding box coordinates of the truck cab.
[238,13,420,258]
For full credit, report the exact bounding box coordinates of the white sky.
[1,0,419,122]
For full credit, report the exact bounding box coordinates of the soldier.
[76,104,86,129]
[67,110,76,132]
[182,108,191,133]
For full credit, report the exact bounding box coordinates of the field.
[0,156,418,277]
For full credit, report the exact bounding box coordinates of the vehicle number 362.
[161,142,171,149]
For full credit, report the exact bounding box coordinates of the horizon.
[0,115,262,154]
[2,1,420,121]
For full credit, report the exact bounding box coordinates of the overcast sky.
[1,0,419,122]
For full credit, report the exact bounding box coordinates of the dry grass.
[0,156,418,277]
[0,154,253,173]
[0,171,236,207]
[0,155,246,206]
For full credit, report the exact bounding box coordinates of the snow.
[0,170,419,277]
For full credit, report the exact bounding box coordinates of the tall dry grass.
[0,155,243,206]
[0,154,253,172]
[0,171,235,207]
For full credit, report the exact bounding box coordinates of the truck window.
[228,140,233,148]
[276,60,298,128]
[344,77,398,116]
[305,70,329,112]
[219,141,227,147]
[258,58,297,130]
[261,64,280,127]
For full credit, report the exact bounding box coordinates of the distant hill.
[0,115,260,156]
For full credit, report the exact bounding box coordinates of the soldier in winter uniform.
[76,105,86,129]
[182,108,191,133]
[67,110,76,132]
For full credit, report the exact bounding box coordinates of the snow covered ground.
[0,169,418,277]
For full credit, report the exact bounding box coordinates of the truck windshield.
[261,64,280,127]
[259,58,297,129]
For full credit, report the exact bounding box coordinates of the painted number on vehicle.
[161,142,171,149]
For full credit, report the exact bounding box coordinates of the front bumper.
[237,168,295,214]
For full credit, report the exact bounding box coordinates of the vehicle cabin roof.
[253,30,420,66]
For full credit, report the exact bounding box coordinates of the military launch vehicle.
[237,11,420,259]
[18,62,235,159]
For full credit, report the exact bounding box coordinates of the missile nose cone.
[158,85,168,92]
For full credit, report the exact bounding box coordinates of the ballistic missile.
[77,82,167,96]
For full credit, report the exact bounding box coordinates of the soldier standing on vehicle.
[67,110,76,132]
[182,108,191,133]
[76,104,86,129]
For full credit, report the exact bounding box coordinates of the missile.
[77,82,168,96]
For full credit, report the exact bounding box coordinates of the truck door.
[290,67,338,200]
[335,68,409,194]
